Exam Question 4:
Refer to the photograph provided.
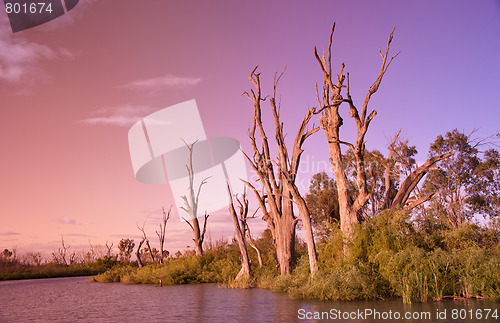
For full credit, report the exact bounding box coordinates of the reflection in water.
[0,276,498,322]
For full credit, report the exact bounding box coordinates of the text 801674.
[5,2,54,14]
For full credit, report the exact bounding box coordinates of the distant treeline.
[0,250,117,280]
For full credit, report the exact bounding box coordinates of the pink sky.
[1,0,499,257]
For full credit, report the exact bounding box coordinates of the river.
[0,276,498,322]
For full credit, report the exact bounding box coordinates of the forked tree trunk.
[191,217,204,257]
[156,206,171,264]
[228,188,251,281]
[136,237,145,269]
[180,141,210,257]
[243,67,319,275]
[315,23,398,247]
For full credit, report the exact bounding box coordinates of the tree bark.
[239,202,263,268]
[228,187,251,281]
[180,141,210,257]
[156,206,171,264]
[315,23,398,246]
[243,67,318,275]
[136,237,145,269]
[388,152,454,208]
[187,214,208,257]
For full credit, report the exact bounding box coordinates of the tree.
[314,24,452,246]
[314,23,399,244]
[1,249,12,261]
[382,132,454,212]
[422,129,500,228]
[105,241,114,258]
[179,141,210,257]
[243,67,318,275]
[342,149,386,218]
[305,172,339,237]
[52,236,71,265]
[156,206,171,263]
[227,187,251,281]
[137,222,155,266]
[118,238,135,262]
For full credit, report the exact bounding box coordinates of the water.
[0,276,498,322]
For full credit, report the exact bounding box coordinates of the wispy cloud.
[0,15,71,84]
[52,217,77,225]
[81,105,157,127]
[0,0,97,84]
[35,0,98,32]
[118,75,202,94]
[0,231,20,236]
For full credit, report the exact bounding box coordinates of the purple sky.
[1,0,499,257]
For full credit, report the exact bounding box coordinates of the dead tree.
[315,24,454,247]
[105,241,113,258]
[53,235,70,265]
[136,236,146,268]
[314,23,398,244]
[383,132,454,211]
[156,206,171,264]
[238,194,263,268]
[137,222,155,263]
[243,67,318,275]
[227,186,251,281]
[180,141,210,257]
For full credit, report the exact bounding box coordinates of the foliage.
[118,238,135,262]
[89,211,500,304]
[0,255,115,280]
[422,129,500,228]
[305,172,339,237]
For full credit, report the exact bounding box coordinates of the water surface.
[0,276,497,322]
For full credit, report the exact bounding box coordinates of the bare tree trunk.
[243,67,319,275]
[246,236,263,268]
[388,152,454,208]
[241,214,263,268]
[315,23,398,247]
[136,237,145,268]
[180,141,210,257]
[58,236,69,265]
[105,241,113,258]
[156,206,171,264]
[137,222,155,264]
[228,187,251,281]
[381,132,455,212]
[189,215,208,257]
[274,210,296,275]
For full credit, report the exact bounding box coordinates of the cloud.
[0,15,71,83]
[0,231,20,236]
[0,0,98,84]
[81,105,158,127]
[52,217,77,225]
[118,75,202,93]
[34,0,98,32]
[65,233,90,237]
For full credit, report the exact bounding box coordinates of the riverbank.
[93,211,500,304]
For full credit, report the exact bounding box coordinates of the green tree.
[423,129,500,228]
[305,172,339,237]
[118,238,135,262]
[1,249,12,261]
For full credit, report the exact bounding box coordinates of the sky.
[1,0,499,258]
